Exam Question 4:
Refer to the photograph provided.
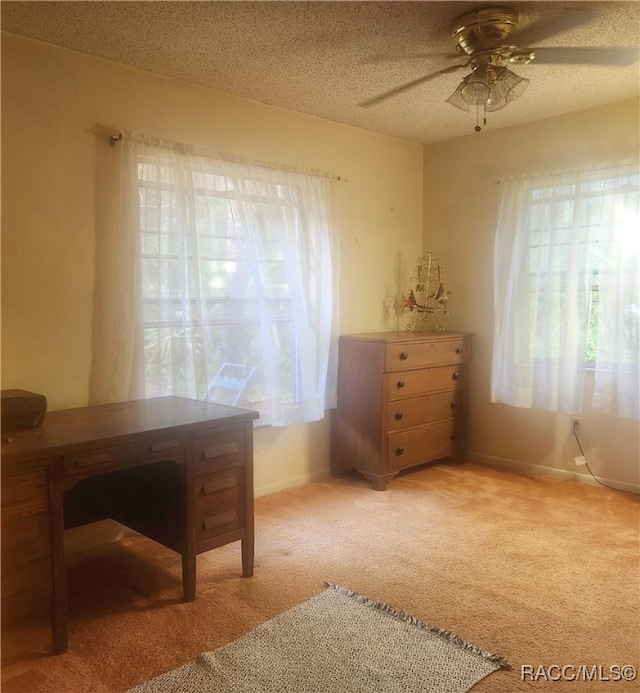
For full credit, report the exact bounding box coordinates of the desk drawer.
[1,469,52,618]
[195,498,242,543]
[1,509,51,557]
[193,428,246,472]
[385,364,465,401]
[194,467,242,506]
[64,437,185,476]
[1,557,53,622]
[1,470,49,518]
[385,338,468,372]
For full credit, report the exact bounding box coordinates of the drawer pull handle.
[203,511,236,531]
[399,352,409,361]
[395,447,404,456]
[203,442,239,459]
[450,402,457,409]
[150,438,181,453]
[456,347,463,354]
[452,372,460,380]
[76,453,111,468]
[397,380,405,389]
[395,411,403,421]
[451,434,457,441]
[203,477,237,495]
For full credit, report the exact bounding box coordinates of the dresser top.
[340,331,471,343]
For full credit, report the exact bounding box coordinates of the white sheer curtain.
[90,135,339,426]
[491,161,639,420]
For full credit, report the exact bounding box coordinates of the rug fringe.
[324,582,512,671]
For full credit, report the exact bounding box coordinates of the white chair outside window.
[205,363,256,407]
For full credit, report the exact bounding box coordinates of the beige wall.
[422,98,640,489]
[1,34,423,496]
[3,33,637,496]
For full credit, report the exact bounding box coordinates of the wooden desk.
[1,397,258,654]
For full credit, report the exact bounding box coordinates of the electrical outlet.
[574,455,586,466]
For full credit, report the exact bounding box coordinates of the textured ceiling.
[2,1,639,145]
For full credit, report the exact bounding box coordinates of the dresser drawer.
[385,337,467,372]
[387,420,459,471]
[386,364,465,400]
[386,389,463,432]
[193,427,246,472]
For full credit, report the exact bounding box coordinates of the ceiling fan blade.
[530,46,640,66]
[508,8,600,49]
[363,52,459,65]
[359,64,467,107]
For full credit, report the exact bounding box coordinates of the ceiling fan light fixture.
[447,64,530,115]
[484,66,529,111]
[507,74,529,103]
[459,70,491,105]
[499,67,530,103]
[485,82,508,112]
[446,82,471,111]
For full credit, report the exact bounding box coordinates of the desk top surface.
[1,397,259,469]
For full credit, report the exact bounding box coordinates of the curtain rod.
[108,130,347,182]
[496,159,639,184]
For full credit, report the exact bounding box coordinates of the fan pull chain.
[474,105,488,133]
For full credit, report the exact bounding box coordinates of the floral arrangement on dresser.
[402,251,450,332]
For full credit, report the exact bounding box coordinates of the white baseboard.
[467,451,640,495]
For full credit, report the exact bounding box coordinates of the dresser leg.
[360,471,398,491]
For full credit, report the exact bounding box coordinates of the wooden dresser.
[330,331,472,490]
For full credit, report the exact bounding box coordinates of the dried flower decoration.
[402,252,450,332]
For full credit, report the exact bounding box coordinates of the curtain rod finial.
[110,133,123,146]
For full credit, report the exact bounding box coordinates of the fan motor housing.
[452,7,519,55]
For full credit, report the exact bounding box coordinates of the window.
[491,162,639,419]
[90,136,338,427]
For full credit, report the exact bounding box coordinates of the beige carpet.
[1,461,639,692]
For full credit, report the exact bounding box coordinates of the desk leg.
[242,427,255,578]
[49,466,68,654]
[182,549,196,602]
[241,534,254,578]
[182,461,196,602]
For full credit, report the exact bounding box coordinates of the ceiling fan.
[361,6,640,131]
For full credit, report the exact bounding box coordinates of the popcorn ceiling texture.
[2,1,639,144]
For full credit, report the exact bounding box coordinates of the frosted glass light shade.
[447,66,529,113]
[460,71,491,105]
[446,83,471,111]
